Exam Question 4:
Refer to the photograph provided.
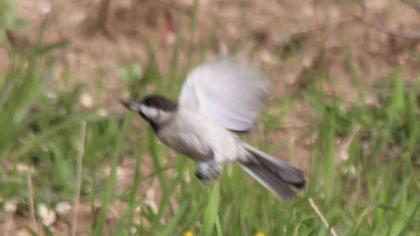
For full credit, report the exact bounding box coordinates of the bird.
[122,58,305,200]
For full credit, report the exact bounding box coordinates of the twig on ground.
[71,122,87,236]
[309,197,339,236]
[27,174,41,236]
[352,14,420,41]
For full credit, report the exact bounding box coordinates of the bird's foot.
[196,161,222,182]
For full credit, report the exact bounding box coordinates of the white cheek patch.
[140,105,159,119]
[140,105,172,123]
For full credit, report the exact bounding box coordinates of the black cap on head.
[121,95,178,132]
[140,95,178,111]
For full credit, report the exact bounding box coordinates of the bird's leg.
[195,160,222,182]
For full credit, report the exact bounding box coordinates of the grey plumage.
[179,58,271,131]
[123,58,305,200]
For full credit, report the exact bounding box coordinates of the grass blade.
[92,114,131,236]
[203,181,221,236]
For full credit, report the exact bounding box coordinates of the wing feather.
[179,58,271,131]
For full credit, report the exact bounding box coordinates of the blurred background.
[0,0,419,235]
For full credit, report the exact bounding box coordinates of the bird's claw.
[196,161,221,182]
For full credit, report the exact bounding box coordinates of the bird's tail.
[239,144,305,200]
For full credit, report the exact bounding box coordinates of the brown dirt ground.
[1,0,419,235]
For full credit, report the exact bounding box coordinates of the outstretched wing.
[179,58,271,132]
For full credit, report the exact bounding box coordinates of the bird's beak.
[120,98,141,112]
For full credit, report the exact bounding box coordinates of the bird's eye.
[143,99,151,106]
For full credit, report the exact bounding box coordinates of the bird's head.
[122,95,178,130]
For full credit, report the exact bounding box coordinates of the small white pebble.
[38,204,49,217]
[80,93,94,108]
[4,200,18,213]
[17,164,33,174]
[130,226,137,235]
[37,203,56,226]
[260,50,275,65]
[55,201,72,216]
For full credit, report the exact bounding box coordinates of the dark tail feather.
[239,144,305,200]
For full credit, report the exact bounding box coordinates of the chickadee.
[122,58,305,200]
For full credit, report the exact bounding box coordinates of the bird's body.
[157,108,241,163]
[123,58,306,200]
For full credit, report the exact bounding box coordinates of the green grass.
[1,1,420,236]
